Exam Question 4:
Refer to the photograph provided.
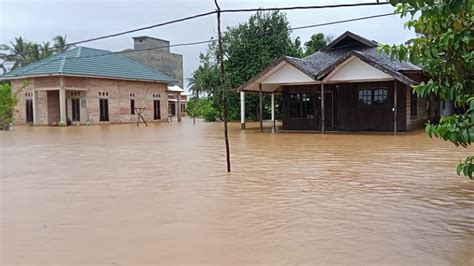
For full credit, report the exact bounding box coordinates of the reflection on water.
[1,119,473,264]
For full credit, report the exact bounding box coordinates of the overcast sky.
[0,0,414,89]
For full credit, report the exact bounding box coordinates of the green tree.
[1,35,73,72]
[381,0,473,178]
[191,11,330,122]
[53,35,74,53]
[0,83,18,130]
[189,52,224,120]
[303,33,327,56]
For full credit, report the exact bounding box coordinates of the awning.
[167,85,184,93]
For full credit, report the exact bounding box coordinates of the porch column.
[271,92,275,132]
[321,83,325,133]
[59,77,67,124]
[240,91,245,129]
[259,83,263,132]
[177,92,182,122]
[32,89,37,125]
[393,81,398,135]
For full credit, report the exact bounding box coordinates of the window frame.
[153,100,161,120]
[99,98,109,122]
[357,87,389,107]
[289,92,315,119]
[71,98,80,121]
[130,99,135,115]
[25,99,33,123]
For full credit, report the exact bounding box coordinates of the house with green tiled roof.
[0,46,183,126]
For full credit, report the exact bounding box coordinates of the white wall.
[326,56,393,82]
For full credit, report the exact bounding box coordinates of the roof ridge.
[58,57,66,73]
[114,53,177,83]
[75,47,82,57]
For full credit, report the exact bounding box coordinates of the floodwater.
[1,119,473,265]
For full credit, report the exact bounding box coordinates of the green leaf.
[456,163,463,175]
[462,36,470,44]
[390,0,399,7]
[398,46,407,60]
[410,51,420,64]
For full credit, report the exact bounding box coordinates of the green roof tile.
[0,47,177,84]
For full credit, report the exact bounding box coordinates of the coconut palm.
[53,35,74,53]
[0,44,13,74]
[9,37,31,69]
[188,77,202,98]
[0,35,73,73]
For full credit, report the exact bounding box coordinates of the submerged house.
[238,31,436,132]
[0,46,183,126]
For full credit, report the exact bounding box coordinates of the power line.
[5,1,391,57]
[66,11,217,47]
[5,11,399,77]
[290,12,398,30]
[221,2,390,13]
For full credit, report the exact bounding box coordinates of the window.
[154,100,161,120]
[25,99,33,123]
[358,89,372,105]
[410,91,418,118]
[358,88,388,106]
[181,103,186,113]
[289,93,314,118]
[130,99,135,115]
[289,93,302,118]
[373,89,388,105]
[72,99,80,121]
[99,99,109,121]
[301,93,314,118]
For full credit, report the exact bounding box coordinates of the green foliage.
[189,11,305,121]
[0,35,74,73]
[186,97,219,122]
[303,33,328,56]
[0,83,18,130]
[381,0,473,178]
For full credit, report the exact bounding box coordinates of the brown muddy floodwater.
[1,119,473,265]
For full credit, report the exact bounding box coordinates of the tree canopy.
[381,0,473,178]
[0,35,74,74]
[189,11,329,121]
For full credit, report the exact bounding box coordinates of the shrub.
[0,83,18,130]
[186,97,220,122]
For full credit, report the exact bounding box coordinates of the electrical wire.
[4,1,391,57]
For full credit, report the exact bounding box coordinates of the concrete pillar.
[259,84,263,133]
[394,81,398,135]
[271,92,275,132]
[321,84,325,133]
[32,89,37,125]
[240,91,245,129]
[59,77,67,124]
[177,92,182,122]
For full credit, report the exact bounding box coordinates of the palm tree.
[53,35,74,53]
[0,44,13,74]
[188,77,202,98]
[40,42,54,59]
[9,37,31,69]
[0,35,73,73]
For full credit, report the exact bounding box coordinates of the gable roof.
[0,47,177,83]
[322,31,378,51]
[238,31,422,92]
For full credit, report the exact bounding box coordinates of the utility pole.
[214,0,231,172]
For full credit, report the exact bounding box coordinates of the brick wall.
[11,79,33,124]
[12,76,169,126]
[85,78,168,124]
